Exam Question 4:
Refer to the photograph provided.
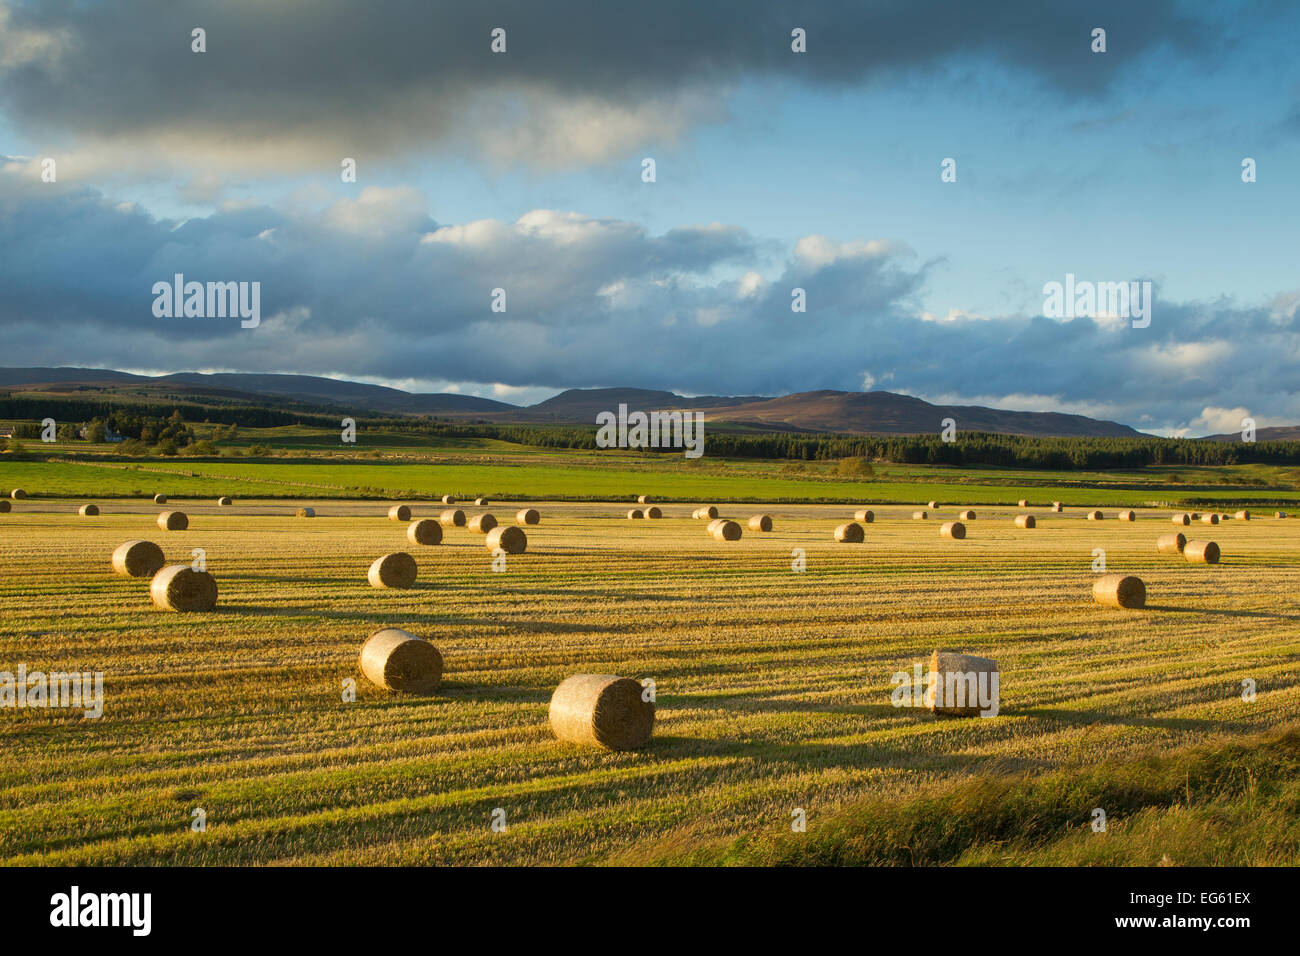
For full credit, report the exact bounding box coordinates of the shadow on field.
[214,603,611,633]
[1017,706,1250,734]
[1144,604,1300,621]
[642,733,1006,773]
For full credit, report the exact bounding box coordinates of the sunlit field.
[3,496,1297,865]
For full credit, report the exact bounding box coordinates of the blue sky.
[1,0,1297,434]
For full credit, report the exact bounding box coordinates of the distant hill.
[1203,425,1300,442]
[0,367,1147,437]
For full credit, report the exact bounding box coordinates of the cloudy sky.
[1,0,1298,434]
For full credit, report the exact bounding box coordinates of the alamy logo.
[1,664,103,718]
[50,886,151,936]
[1042,273,1151,328]
[890,664,1000,717]
[152,273,261,328]
[595,403,704,459]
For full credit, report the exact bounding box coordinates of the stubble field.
[2,498,1298,865]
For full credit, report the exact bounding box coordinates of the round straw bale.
[475,497,488,506]
[1118,510,1135,521]
[111,539,165,577]
[10,488,26,500]
[157,510,188,531]
[958,510,976,520]
[407,518,443,546]
[853,510,874,523]
[1184,540,1220,564]
[628,508,644,519]
[468,513,497,534]
[941,521,966,540]
[153,494,167,504]
[1051,502,1063,512]
[150,564,218,611]
[1093,574,1145,609]
[1201,513,1219,524]
[835,521,865,543]
[387,504,411,521]
[1235,510,1250,521]
[711,520,742,541]
[644,506,661,519]
[637,495,652,504]
[1014,514,1035,528]
[1086,510,1103,520]
[359,628,442,694]
[549,674,655,751]
[516,508,540,525]
[78,504,99,516]
[367,552,417,589]
[698,505,719,519]
[486,525,527,554]
[1018,499,1029,507]
[442,495,456,505]
[913,510,928,520]
[1276,512,1288,519]
[439,508,466,528]
[929,650,999,717]
[297,507,315,517]
[748,514,773,532]
[1156,532,1186,554]
[1172,513,1190,525]
[928,500,940,509]
[217,496,233,506]
[1189,513,1201,520]
[0,499,9,513]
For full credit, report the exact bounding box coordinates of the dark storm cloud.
[3,164,1296,433]
[0,0,1213,168]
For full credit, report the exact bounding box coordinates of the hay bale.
[697,505,719,520]
[153,494,167,504]
[1018,499,1029,507]
[1093,574,1145,609]
[297,507,315,517]
[706,518,727,533]
[834,522,865,543]
[1189,513,1201,520]
[157,510,188,531]
[387,504,411,521]
[468,513,497,534]
[711,520,742,541]
[748,514,773,532]
[442,495,456,505]
[516,508,540,525]
[549,674,654,751]
[913,510,928,520]
[958,510,976,520]
[486,525,527,554]
[0,500,9,513]
[1235,510,1251,521]
[927,500,940,509]
[407,518,443,546]
[217,496,233,506]
[475,497,489,506]
[150,565,218,612]
[627,508,644,519]
[1086,510,1103,520]
[929,650,999,717]
[1156,532,1186,554]
[644,506,662,519]
[1118,510,1135,521]
[10,488,26,500]
[1014,514,1035,528]
[1051,502,1063,512]
[941,521,966,540]
[1172,513,1191,525]
[111,539,165,578]
[367,552,417,589]
[1201,513,1219,524]
[359,628,442,693]
[78,504,99,516]
[439,508,466,528]
[853,510,874,523]
[1276,512,1288,519]
[1184,540,1220,564]
[637,495,652,504]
